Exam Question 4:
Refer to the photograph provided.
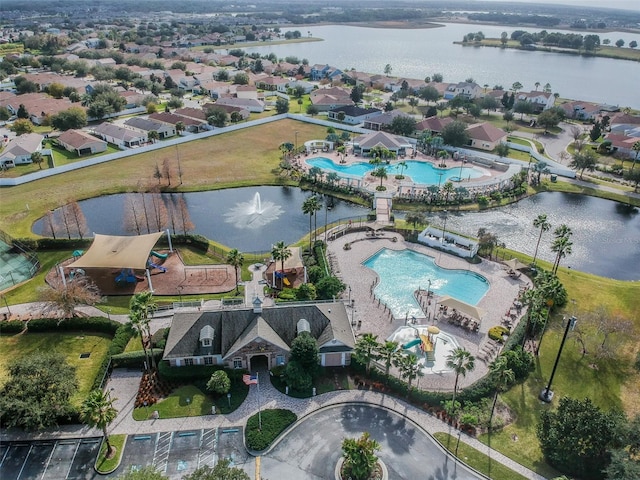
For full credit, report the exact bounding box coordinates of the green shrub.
[91,323,134,391]
[158,362,227,382]
[245,409,297,451]
[488,325,510,342]
[0,320,26,334]
[27,316,120,334]
[111,350,162,368]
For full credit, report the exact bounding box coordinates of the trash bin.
[550,174,557,183]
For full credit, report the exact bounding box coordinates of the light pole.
[295,131,299,154]
[177,285,183,303]
[540,315,576,403]
[527,154,533,183]
[3,295,11,316]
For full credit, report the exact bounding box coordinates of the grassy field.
[0,332,112,406]
[95,434,126,474]
[132,385,214,420]
[433,432,532,480]
[0,119,330,238]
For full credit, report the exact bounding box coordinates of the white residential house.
[516,91,555,112]
[92,123,146,149]
[0,133,44,168]
[443,82,482,100]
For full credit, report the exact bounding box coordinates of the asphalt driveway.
[260,404,484,480]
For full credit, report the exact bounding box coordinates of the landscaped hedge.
[27,316,120,334]
[91,323,134,391]
[245,409,297,451]
[158,362,219,382]
[15,237,92,251]
[0,320,26,334]
[156,234,209,253]
[111,350,163,368]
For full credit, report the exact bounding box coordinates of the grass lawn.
[95,434,126,474]
[433,432,531,480]
[0,332,112,407]
[132,385,214,420]
[536,180,640,207]
[0,119,329,238]
[270,367,352,397]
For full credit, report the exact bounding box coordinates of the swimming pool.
[363,248,489,318]
[306,157,485,185]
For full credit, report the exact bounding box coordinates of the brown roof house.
[162,301,355,371]
[465,122,508,151]
[352,131,413,157]
[57,129,107,156]
[415,116,453,135]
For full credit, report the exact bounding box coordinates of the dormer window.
[199,325,214,348]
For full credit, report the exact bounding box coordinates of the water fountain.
[224,192,284,229]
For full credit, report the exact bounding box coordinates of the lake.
[428,192,640,281]
[244,23,640,108]
[33,189,639,281]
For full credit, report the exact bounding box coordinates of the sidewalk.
[0,366,547,480]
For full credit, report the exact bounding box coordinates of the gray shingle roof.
[163,303,354,360]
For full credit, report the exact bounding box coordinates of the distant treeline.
[468,12,560,27]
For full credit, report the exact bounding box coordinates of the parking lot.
[0,428,245,480]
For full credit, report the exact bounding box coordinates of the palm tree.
[533,160,550,184]
[310,196,322,243]
[551,224,573,274]
[147,130,159,143]
[226,249,244,295]
[446,347,476,411]
[175,121,185,135]
[395,353,424,396]
[631,141,640,172]
[129,291,157,370]
[271,241,292,280]
[488,356,515,426]
[326,171,339,186]
[396,160,408,178]
[532,214,551,265]
[534,81,541,91]
[377,341,400,382]
[80,389,118,456]
[302,196,317,252]
[371,166,388,189]
[354,333,380,375]
[442,181,455,203]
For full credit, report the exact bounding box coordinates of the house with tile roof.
[214,97,265,113]
[465,122,508,151]
[443,82,482,100]
[162,302,355,370]
[309,86,353,112]
[0,133,44,168]
[255,75,289,92]
[56,129,107,156]
[149,112,209,133]
[605,133,640,157]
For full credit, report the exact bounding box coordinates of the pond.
[32,186,369,253]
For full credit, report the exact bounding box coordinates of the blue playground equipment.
[150,250,168,259]
[147,260,167,273]
[116,268,141,284]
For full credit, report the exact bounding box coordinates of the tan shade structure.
[68,232,163,270]
[427,325,440,334]
[504,258,529,271]
[437,296,485,321]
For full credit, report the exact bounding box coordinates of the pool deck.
[327,231,531,391]
[293,149,501,194]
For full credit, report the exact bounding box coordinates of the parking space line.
[153,431,172,473]
[16,445,32,480]
[0,445,9,466]
[198,429,216,468]
[63,440,81,479]
[40,442,56,480]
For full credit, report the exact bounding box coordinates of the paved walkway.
[0,366,546,480]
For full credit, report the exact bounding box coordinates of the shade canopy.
[427,325,440,334]
[68,232,163,270]
[504,258,529,271]
[437,296,485,321]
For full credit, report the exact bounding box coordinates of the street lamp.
[177,285,183,303]
[227,392,232,408]
[295,131,299,154]
[527,154,533,183]
[540,315,576,403]
[437,171,444,190]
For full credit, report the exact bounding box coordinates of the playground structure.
[391,325,460,374]
[115,268,144,285]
